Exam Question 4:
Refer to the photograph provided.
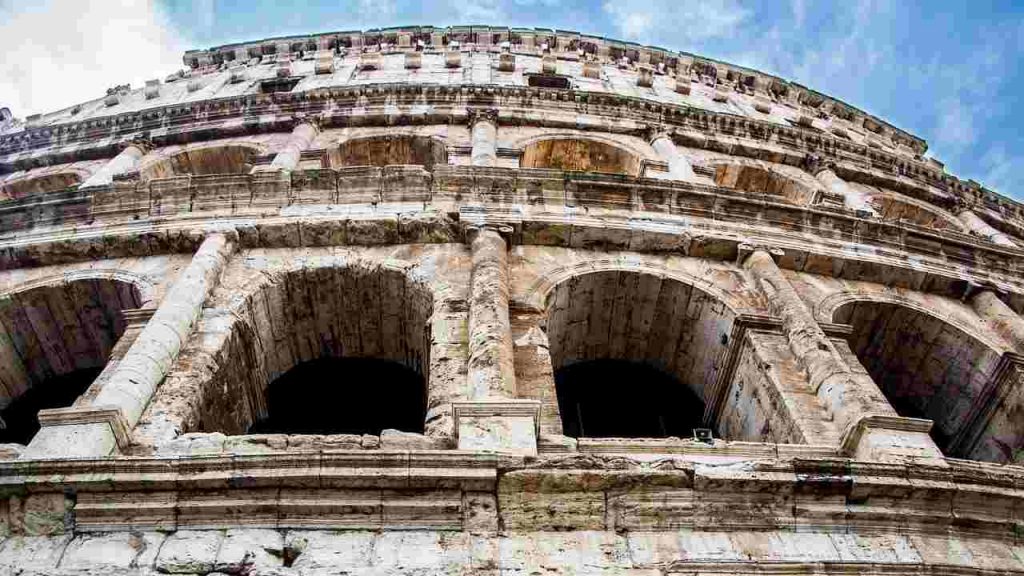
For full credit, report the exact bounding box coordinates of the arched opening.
[521,138,641,176]
[0,172,82,200]
[139,145,260,180]
[185,265,433,437]
[330,135,448,170]
[834,300,1001,458]
[249,358,425,435]
[0,278,142,444]
[865,191,962,230]
[711,163,814,205]
[545,271,735,439]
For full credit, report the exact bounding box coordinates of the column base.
[21,406,130,460]
[453,400,540,456]
[840,414,945,463]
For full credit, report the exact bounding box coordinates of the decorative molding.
[839,413,934,456]
[35,405,132,450]
[452,400,542,441]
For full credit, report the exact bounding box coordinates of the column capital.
[119,138,155,155]
[802,153,835,176]
[465,222,514,244]
[737,242,784,266]
[645,126,674,144]
[292,112,323,132]
[467,107,499,127]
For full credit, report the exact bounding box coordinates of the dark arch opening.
[834,300,1001,458]
[521,138,641,176]
[0,367,101,444]
[249,358,425,435]
[544,271,738,440]
[555,359,705,438]
[0,277,141,445]
[331,135,448,170]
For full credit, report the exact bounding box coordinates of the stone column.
[22,230,237,459]
[469,109,498,167]
[809,160,877,217]
[649,131,698,182]
[971,289,1024,353]
[740,244,943,462]
[80,141,150,188]
[455,224,540,455]
[263,119,320,172]
[957,209,1018,247]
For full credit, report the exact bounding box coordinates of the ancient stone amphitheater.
[0,24,1023,575]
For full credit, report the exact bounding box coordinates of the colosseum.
[0,23,1022,575]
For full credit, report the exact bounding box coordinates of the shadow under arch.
[0,171,85,200]
[0,276,143,444]
[329,134,448,170]
[830,296,1009,460]
[139,142,265,181]
[518,134,644,176]
[160,262,436,437]
[542,268,739,439]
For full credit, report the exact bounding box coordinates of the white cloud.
[601,0,749,44]
[0,0,189,118]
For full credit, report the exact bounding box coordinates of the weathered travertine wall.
[1,23,1024,575]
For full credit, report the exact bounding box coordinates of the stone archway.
[710,163,816,205]
[520,136,642,176]
[542,269,737,439]
[832,299,1004,458]
[330,135,448,170]
[0,277,143,444]
[153,263,435,437]
[139,143,264,180]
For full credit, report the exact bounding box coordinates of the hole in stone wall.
[249,357,425,435]
[555,359,704,438]
[852,186,962,231]
[521,138,641,176]
[0,278,141,445]
[834,300,1003,460]
[330,135,448,170]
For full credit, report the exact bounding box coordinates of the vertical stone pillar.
[809,160,877,217]
[957,209,1018,247]
[261,119,320,172]
[971,289,1024,352]
[740,244,943,462]
[649,130,699,183]
[80,141,150,188]
[22,230,237,459]
[455,224,540,455]
[469,109,499,167]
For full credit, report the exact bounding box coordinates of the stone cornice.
[0,167,1019,305]
[0,82,1012,219]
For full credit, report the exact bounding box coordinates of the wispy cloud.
[601,0,749,45]
[0,0,189,117]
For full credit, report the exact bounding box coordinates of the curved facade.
[1,24,1024,574]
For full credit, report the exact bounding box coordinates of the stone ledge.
[35,405,131,451]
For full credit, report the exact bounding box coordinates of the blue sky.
[1,1,1022,199]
